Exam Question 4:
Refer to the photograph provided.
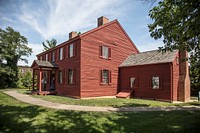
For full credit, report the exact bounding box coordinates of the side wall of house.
[80,22,138,98]
[119,63,172,101]
[37,39,81,98]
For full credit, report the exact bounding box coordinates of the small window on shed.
[152,76,159,89]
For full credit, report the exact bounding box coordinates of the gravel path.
[3,90,200,112]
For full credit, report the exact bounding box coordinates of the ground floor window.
[68,69,73,84]
[58,71,63,84]
[100,69,111,85]
[152,76,159,89]
[130,77,135,88]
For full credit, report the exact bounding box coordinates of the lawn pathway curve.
[3,90,200,112]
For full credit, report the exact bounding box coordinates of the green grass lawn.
[16,89,200,107]
[0,92,200,133]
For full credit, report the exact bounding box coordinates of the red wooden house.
[31,16,190,102]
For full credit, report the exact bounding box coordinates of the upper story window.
[100,69,111,85]
[52,51,55,62]
[46,54,48,61]
[69,44,74,58]
[40,56,42,60]
[100,45,111,59]
[152,76,159,89]
[59,48,63,60]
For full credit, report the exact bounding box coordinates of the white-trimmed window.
[40,56,42,60]
[46,54,48,61]
[152,76,159,89]
[69,44,74,58]
[100,45,111,59]
[130,77,135,88]
[58,71,63,84]
[100,69,111,85]
[59,48,63,60]
[52,51,55,62]
[68,69,74,84]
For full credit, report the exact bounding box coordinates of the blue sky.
[0,0,163,66]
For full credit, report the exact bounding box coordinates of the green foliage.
[42,38,57,51]
[0,27,32,88]
[148,0,200,92]
[17,71,32,89]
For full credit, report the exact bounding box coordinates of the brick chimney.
[69,31,78,39]
[178,50,190,102]
[97,16,109,27]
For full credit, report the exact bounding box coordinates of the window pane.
[52,51,55,62]
[68,69,73,84]
[103,70,109,84]
[60,48,63,60]
[59,71,62,83]
[152,77,159,89]
[46,54,48,61]
[130,77,135,88]
[69,44,74,57]
[102,46,108,59]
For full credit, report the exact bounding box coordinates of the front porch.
[31,90,57,95]
[31,60,58,95]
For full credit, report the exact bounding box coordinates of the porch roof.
[31,60,58,69]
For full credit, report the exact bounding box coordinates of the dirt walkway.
[3,90,200,112]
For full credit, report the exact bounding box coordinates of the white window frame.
[102,70,109,84]
[69,44,74,58]
[46,54,48,61]
[68,69,74,84]
[130,77,135,88]
[152,76,159,89]
[59,71,63,84]
[102,46,109,59]
[59,48,63,60]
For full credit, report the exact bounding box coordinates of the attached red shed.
[118,50,190,102]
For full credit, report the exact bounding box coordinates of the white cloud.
[18,0,125,40]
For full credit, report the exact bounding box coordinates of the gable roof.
[37,19,139,56]
[120,50,178,67]
[31,60,58,68]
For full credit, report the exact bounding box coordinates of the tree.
[148,0,200,94]
[0,27,32,88]
[42,39,57,51]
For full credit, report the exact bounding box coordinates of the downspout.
[170,63,173,102]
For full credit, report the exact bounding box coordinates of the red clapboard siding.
[80,22,138,98]
[119,63,172,101]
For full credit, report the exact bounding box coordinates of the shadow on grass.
[1,104,200,133]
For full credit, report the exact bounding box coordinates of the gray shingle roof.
[32,60,58,68]
[120,50,178,67]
